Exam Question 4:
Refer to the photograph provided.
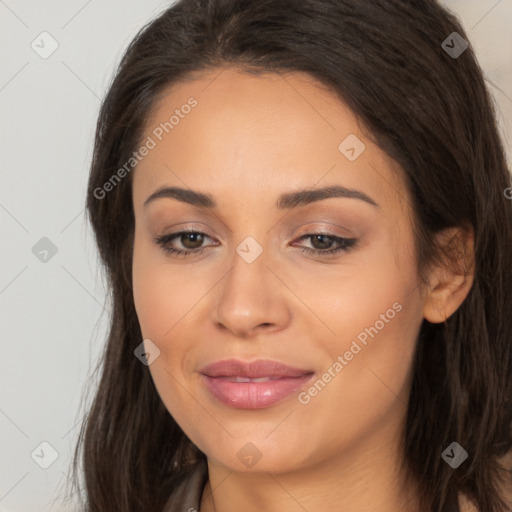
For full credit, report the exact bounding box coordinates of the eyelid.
[294,223,355,240]
[155,223,216,238]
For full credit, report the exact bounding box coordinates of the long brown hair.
[70,0,512,510]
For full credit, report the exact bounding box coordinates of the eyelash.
[153,230,358,258]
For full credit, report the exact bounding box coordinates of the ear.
[422,225,475,323]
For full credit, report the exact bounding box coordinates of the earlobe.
[422,226,475,324]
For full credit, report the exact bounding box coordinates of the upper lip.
[200,359,313,378]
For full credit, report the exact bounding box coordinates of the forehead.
[132,66,406,215]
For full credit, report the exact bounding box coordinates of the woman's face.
[131,66,427,473]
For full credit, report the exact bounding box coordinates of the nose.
[211,241,291,339]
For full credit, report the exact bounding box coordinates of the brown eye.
[292,233,358,257]
[154,230,217,258]
[309,234,336,250]
[179,232,205,249]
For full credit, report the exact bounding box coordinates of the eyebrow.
[143,184,379,209]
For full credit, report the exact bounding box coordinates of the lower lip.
[200,374,314,409]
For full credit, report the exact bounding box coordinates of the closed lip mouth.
[199,358,314,380]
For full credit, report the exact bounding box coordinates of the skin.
[131,65,475,512]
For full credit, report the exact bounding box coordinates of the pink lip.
[199,359,315,409]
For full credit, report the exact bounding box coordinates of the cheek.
[310,245,422,417]
[297,296,421,459]
[132,238,209,401]
[295,239,416,345]
[133,246,166,338]
[132,237,203,340]
[132,242,202,427]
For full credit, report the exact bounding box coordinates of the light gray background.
[1,1,511,511]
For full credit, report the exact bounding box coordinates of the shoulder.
[458,494,479,512]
